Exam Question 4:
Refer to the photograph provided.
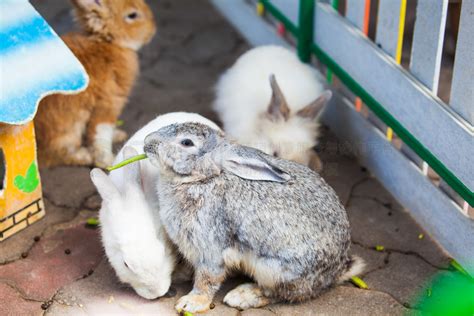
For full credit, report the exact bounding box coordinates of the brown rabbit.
[35,0,156,168]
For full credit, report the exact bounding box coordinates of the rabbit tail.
[338,255,366,283]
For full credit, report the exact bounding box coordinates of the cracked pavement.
[0,0,453,315]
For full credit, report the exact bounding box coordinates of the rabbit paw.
[223,283,272,310]
[175,293,212,314]
[70,147,94,165]
[113,129,128,143]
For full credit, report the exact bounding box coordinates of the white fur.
[213,45,327,165]
[223,248,297,289]
[94,123,115,167]
[338,255,366,283]
[93,164,173,299]
[94,112,220,299]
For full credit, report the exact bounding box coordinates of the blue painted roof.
[0,0,89,125]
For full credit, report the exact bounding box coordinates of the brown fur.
[35,0,156,167]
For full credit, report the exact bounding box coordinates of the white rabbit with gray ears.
[144,122,364,313]
[213,45,332,172]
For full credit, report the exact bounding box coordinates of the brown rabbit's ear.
[297,90,332,120]
[71,0,110,36]
[71,0,103,10]
[267,74,290,121]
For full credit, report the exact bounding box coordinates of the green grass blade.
[106,154,148,171]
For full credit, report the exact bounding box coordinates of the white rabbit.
[91,147,173,299]
[213,45,332,172]
[91,112,221,299]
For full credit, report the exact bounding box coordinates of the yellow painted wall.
[0,122,44,240]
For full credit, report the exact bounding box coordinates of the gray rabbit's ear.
[90,168,119,202]
[122,147,142,187]
[222,149,291,183]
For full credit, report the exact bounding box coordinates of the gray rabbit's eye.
[124,261,130,268]
[273,151,279,157]
[181,139,194,147]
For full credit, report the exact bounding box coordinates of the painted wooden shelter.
[0,0,88,241]
[211,0,474,274]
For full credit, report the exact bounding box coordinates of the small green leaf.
[375,245,385,251]
[450,259,471,278]
[86,218,100,226]
[350,276,368,289]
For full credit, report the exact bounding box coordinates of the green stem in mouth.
[106,154,148,171]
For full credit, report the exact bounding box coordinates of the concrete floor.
[0,1,455,315]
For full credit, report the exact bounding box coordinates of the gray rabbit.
[144,118,364,313]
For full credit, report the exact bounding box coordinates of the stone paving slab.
[0,0,452,315]
[347,196,450,268]
[266,286,411,316]
[0,224,103,302]
[0,282,43,316]
[0,200,77,264]
[40,167,97,209]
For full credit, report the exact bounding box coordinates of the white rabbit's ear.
[222,148,291,183]
[122,147,142,187]
[90,168,120,202]
[297,90,332,119]
[267,74,290,121]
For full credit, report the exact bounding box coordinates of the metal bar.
[298,0,315,62]
[450,0,474,125]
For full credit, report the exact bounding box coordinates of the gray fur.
[144,122,354,305]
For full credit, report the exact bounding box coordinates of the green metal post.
[297,0,315,62]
